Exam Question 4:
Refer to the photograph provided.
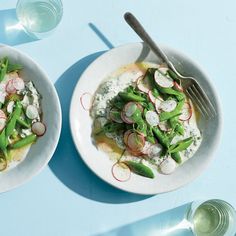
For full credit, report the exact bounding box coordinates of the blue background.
[0,0,236,235]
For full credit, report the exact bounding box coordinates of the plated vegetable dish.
[0,57,46,171]
[90,62,202,181]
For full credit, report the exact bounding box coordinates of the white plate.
[70,42,222,195]
[0,44,61,193]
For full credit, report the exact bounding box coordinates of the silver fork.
[124,12,216,119]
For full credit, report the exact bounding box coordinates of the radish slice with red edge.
[137,75,151,93]
[32,122,46,136]
[126,147,143,157]
[160,157,176,175]
[157,66,169,75]
[154,70,174,88]
[13,77,25,90]
[111,162,131,182]
[26,105,39,119]
[6,80,16,94]
[0,110,6,119]
[145,111,160,126]
[159,99,177,112]
[0,118,6,132]
[80,92,92,111]
[109,108,123,123]
[179,102,192,121]
[121,111,134,124]
[155,97,164,113]
[124,102,137,117]
[147,143,162,158]
[174,81,183,92]
[123,130,132,145]
[141,141,152,155]
[148,91,156,103]
[127,132,145,152]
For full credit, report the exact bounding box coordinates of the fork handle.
[124,12,175,70]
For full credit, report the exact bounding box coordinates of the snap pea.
[143,68,156,88]
[6,101,22,138]
[134,120,147,136]
[6,63,23,73]
[167,69,180,84]
[157,87,185,101]
[124,161,154,179]
[171,152,182,164]
[152,126,169,148]
[0,129,8,158]
[169,117,184,135]
[131,108,142,122]
[10,134,37,149]
[119,92,146,102]
[160,99,185,121]
[169,137,193,153]
[0,57,9,82]
[16,117,30,128]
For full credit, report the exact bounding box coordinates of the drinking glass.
[16,0,63,39]
[186,199,236,236]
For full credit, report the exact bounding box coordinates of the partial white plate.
[70,42,222,195]
[0,44,62,193]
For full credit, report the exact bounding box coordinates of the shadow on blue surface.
[94,203,193,236]
[0,8,37,46]
[49,52,151,203]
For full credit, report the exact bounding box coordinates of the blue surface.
[0,0,236,235]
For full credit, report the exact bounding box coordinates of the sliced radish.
[127,132,145,152]
[148,91,156,103]
[159,157,177,175]
[111,162,131,182]
[141,141,152,155]
[126,147,143,157]
[174,81,183,92]
[145,111,160,126]
[136,103,144,113]
[109,108,123,123]
[0,110,6,119]
[80,92,92,111]
[159,99,177,112]
[159,121,171,132]
[137,75,151,93]
[6,80,16,94]
[157,66,169,75]
[123,130,132,145]
[154,70,174,88]
[7,101,15,114]
[12,77,25,90]
[155,97,164,113]
[147,143,162,158]
[179,102,192,121]
[0,118,6,132]
[32,122,46,136]
[26,105,39,119]
[121,111,134,124]
[124,102,137,117]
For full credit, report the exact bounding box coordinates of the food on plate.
[0,57,46,171]
[90,62,201,180]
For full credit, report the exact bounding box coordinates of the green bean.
[119,92,146,102]
[152,127,169,148]
[124,161,154,179]
[160,99,185,121]
[171,152,182,164]
[169,137,193,153]
[10,134,37,149]
[6,101,22,138]
[16,117,30,128]
[0,57,9,82]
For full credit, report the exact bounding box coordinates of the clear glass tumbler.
[16,0,63,39]
[186,199,236,236]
